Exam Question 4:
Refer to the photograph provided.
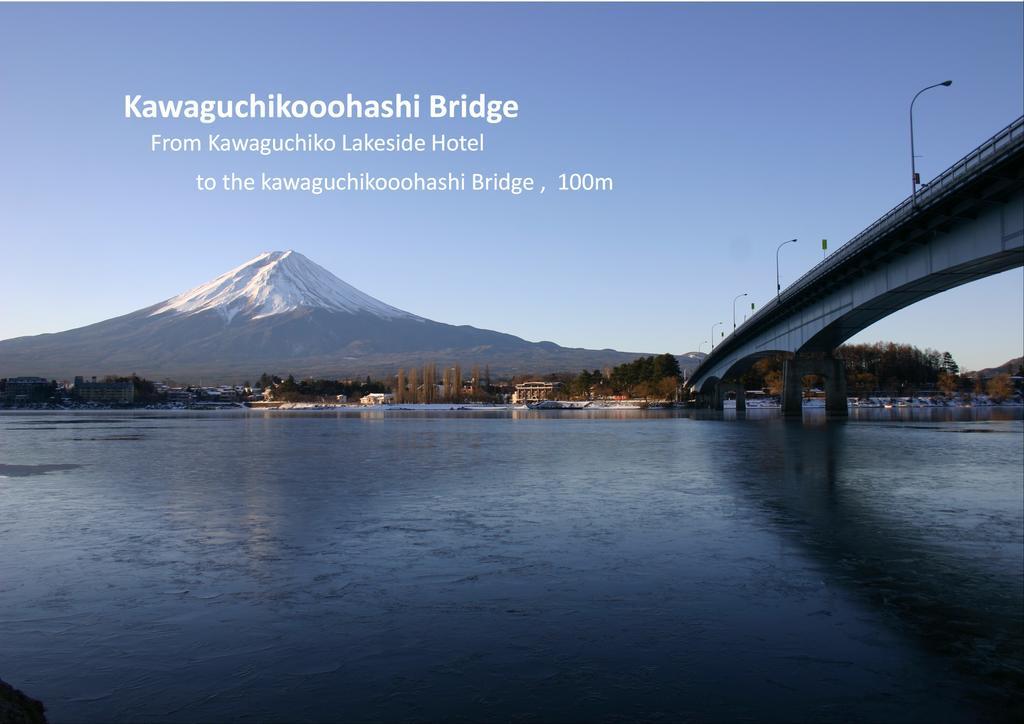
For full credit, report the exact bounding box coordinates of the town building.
[512,381,563,404]
[213,386,239,402]
[167,388,194,405]
[73,376,135,404]
[2,377,53,404]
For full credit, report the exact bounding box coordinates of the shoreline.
[1,394,1022,414]
[0,401,1022,414]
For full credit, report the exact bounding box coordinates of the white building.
[359,392,394,405]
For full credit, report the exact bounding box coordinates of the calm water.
[1,409,1022,723]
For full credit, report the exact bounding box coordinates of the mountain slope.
[969,356,1024,378]
[0,251,691,381]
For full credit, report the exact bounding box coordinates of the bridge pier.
[782,353,848,417]
[696,380,745,411]
[695,387,721,410]
[720,382,745,411]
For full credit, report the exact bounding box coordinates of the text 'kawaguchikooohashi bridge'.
[689,116,1024,416]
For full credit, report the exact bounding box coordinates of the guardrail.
[779,115,1023,309]
[693,115,1024,379]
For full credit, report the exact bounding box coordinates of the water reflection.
[720,406,1024,423]
[718,417,1023,719]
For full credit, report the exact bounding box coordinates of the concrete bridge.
[689,116,1024,415]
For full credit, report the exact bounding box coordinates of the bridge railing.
[782,115,1024,305]
[694,115,1024,381]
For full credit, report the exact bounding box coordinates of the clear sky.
[1,3,1021,371]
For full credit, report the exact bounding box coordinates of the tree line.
[735,343,1020,399]
[259,373,387,402]
[393,363,494,403]
[518,354,683,401]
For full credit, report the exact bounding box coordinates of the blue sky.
[1,3,1021,371]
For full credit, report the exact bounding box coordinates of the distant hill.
[0,250,699,383]
[969,356,1024,378]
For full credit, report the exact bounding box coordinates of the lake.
[1,408,1021,722]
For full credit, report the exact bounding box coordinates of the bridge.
[688,116,1024,415]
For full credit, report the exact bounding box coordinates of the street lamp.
[698,340,709,355]
[910,80,952,207]
[776,238,797,300]
[732,292,748,331]
[711,321,723,351]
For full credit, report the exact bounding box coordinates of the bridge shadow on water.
[702,411,1023,721]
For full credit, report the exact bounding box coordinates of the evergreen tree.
[941,351,959,376]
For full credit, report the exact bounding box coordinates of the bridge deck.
[689,116,1024,387]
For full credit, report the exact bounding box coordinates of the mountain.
[0,250,700,382]
[968,356,1024,378]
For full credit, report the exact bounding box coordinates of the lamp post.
[910,80,952,207]
[710,322,723,351]
[776,238,797,300]
[732,293,748,331]
[698,340,709,355]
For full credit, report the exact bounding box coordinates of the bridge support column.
[719,382,745,411]
[823,358,848,416]
[695,379,723,410]
[782,358,803,417]
[782,353,848,417]
[707,384,724,411]
[696,380,747,411]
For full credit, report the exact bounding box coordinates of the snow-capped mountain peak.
[150,250,416,322]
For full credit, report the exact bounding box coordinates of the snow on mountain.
[150,250,417,322]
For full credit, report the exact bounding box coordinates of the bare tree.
[764,370,783,397]
[423,364,437,403]
[986,373,1013,402]
[396,369,406,404]
[937,370,957,397]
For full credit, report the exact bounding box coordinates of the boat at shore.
[524,400,593,410]
[518,400,670,410]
